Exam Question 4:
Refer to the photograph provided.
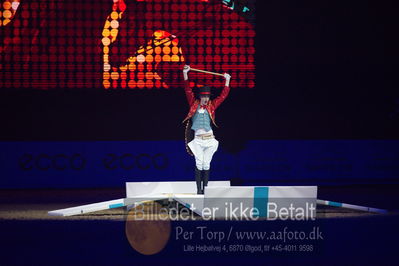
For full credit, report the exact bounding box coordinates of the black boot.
[202,170,210,194]
[195,168,202,194]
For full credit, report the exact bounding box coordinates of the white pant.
[188,137,219,170]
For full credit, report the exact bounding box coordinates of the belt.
[195,134,214,140]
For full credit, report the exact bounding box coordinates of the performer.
[182,65,231,194]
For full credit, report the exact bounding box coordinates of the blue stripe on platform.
[109,203,124,209]
[253,187,269,218]
[328,201,343,207]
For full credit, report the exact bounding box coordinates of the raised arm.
[183,65,195,106]
[212,73,231,109]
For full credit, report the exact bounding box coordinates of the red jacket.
[182,80,230,127]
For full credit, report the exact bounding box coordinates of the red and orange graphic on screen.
[1,0,255,90]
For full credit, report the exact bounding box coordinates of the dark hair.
[195,85,212,99]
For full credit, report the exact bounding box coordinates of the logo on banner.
[18,153,86,171]
[102,153,169,170]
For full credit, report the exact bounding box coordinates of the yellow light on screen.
[162,55,170,62]
[3,1,11,9]
[103,63,111,72]
[111,72,119,80]
[154,30,162,39]
[110,28,118,38]
[163,40,171,46]
[102,29,110,37]
[171,46,179,54]
[171,55,179,62]
[110,11,118,20]
[3,9,12,19]
[128,56,135,63]
[145,72,154,80]
[102,37,111,46]
[136,54,145,63]
[101,18,186,90]
[103,72,110,80]
[163,46,171,54]
[146,46,153,54]
[155,55,162,63]
[145,54,153,63]
[110,19,119,29]
[103,80,111,89]
[128,63,136,71]
[154,47,161,54]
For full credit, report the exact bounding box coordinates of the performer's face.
[200,96,210,105]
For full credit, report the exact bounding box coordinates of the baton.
[190,68,225,77]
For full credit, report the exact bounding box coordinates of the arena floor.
[1,185,398,265]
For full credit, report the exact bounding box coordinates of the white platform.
[125,181,230,197]
[186,185,317,220]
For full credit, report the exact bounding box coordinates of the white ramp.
[317,199,387,214]
[47,195,170,217]
[48,181,230,217]
[48,198,128,217]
